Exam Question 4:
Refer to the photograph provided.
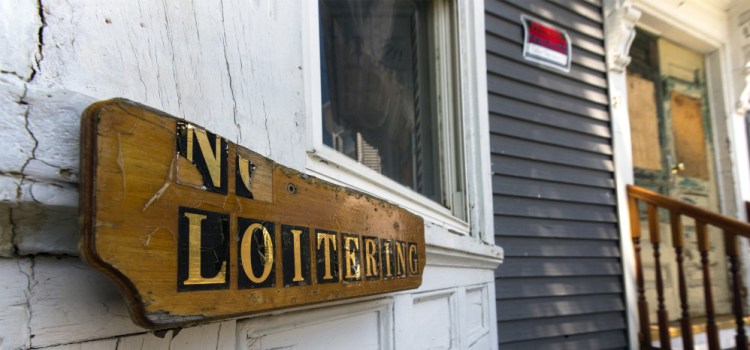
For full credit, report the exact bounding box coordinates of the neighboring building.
[0,1,748,350]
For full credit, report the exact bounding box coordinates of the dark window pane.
[320,0,443,204]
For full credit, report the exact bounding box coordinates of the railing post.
[697,220,721,350]
[627,186,750,350]
[670,210,693,349]
[649,204,671,349]
[725,231,748,349]
[629,196,652,348]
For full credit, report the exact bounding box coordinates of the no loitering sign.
[79,99,425,329]
[521,15,572,73]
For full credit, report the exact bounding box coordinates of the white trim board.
[634,0,728,53]
[604,1,640,348]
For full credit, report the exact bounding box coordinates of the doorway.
[626,30,731,322]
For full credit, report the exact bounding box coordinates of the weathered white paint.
[604,1,641,348]
[42,320,236,350]
[167,320,236,350]
[110,333,172,350]
[43,338,119,350]
[465,285,491,346]
[0,76,34,257]
[0,0,501,349]
[2,234,497,349]
[0,0,41,81]
[459,0,496,247]
[237,275,496,350]
[412,290,458,349]
[740,63,750,116]
[34,0,307,171]
[0,77,89,186]
[28,256,144,347]
[633,0,728,53]
[0,77,35,176]
[0,258,32,350]
[2,0,308,258]
[0,80,93,257]
[706,50,739,216]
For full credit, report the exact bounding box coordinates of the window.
[305,0,494,243]
[317,0,464,217]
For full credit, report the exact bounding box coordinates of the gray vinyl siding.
[486,0,628,348]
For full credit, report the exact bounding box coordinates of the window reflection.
[319,0,442,203]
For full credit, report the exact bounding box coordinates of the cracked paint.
[218,0,241,145]
[1,79,93,256]
[0,0,44,81]
[1,0,308,347]
[23,258,35,349]
[6,84,36,256]
[33,0,47,80]
[0,258,33,349]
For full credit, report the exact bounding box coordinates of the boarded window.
[627,74,662,170]
[671,92,708,179]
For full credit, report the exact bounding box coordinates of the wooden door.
[627,34,731,322]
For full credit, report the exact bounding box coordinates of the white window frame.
[301,0,495,247]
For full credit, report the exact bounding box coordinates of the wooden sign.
[79,99,425,329]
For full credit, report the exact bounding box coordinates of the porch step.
[650,315,750,349]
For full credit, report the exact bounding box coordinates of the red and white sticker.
[521,15,572,72]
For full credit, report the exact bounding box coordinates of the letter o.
[240,223,274,284]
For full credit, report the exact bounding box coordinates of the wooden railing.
[627,185,750,349]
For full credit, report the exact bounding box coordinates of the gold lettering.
[238,155,254,192]
[193,127,223,187]
[183,212,226,285]
[364,239,379,278]
[409,244,419,275]
[396,242,406,277]
[344,236,361,280]
[240,223,274,284]
[317,232,337,280]
[384,241,393,277]
[186,126,194,162]
[291,229,305,282]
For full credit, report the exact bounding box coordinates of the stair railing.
[627,185,750,349]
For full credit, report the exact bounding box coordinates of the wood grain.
[671,92,708,179]
[627,185,750,237]
[79,99,426,329]
[627,73,662,170]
